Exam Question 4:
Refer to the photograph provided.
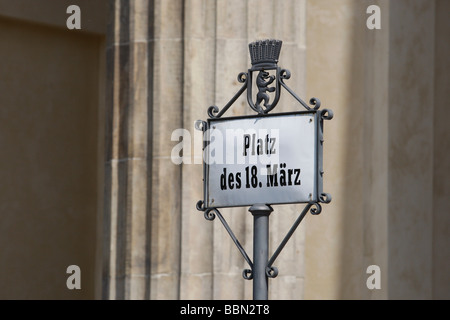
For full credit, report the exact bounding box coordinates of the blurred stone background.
[0,0,448,299]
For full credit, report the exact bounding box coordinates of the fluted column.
[104,0,308,300]
[180,0,217,299]
[305,0,439,299]
[180,0,308,300]
[103,0,183,299]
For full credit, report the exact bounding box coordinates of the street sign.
[204,110,324,208]
[195,39,333,300]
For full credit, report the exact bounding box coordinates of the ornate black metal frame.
[195,40,333,283]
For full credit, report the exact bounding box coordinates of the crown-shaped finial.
[248,39,282,68]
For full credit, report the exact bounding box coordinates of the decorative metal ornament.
[196,39,333,300]
[247,39,282,114]
[206,39,333,119]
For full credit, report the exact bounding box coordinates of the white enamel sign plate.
[205,111,319,208]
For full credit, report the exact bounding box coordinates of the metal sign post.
[250,204,272,300]
[195,39,333,300]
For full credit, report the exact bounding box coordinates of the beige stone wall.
[0,16,104,299]
[305,0,450,299]
[1,0,449,300]
[0,0,106,34]
[0,0,106,299]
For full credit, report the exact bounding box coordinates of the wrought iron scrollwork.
[320,108,334,120]
[195,200,204,211]
[319,193,332,204]
[242,269,253,280]
[309,202,322,215]
[279,68,291,80]
[194,120,206,131]
[206,40,333,118]
[196,200,254,280]
[237,72,248,83]
[207,72,248,119]
[204,209,217,221]
[196,201,215,221]
[196,200,215,220]
[266,266,278,279]
[278,68,323,112]
[196,39,334,288]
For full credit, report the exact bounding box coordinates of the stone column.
[180,0,217,299]
[387,0,435,299]
[211,0,250,300]
[104,0,308,300]
[305,0,444,299]
[103,0,150,300]
[103,0,183,299]
[148,0,184,300]
[361,0,390,300]
[180,0,308,300]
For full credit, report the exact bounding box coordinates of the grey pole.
[249,204,273,300]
